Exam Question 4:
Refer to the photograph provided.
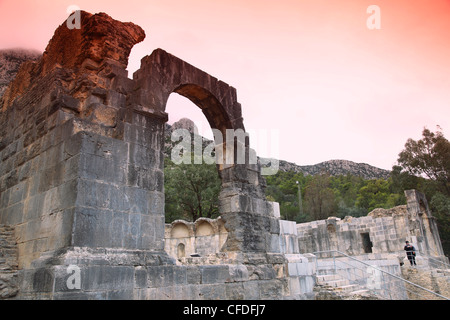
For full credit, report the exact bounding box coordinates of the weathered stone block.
[198,283,226,300]
[186,266,201,285]
[225,282,245,300]
[49,95,81,115]
[147,265,174,288]
[81,265,135,292]
[242,281,260,300]
[228,264,249,282]
[258,280,284,300]
[200,265,230,284]
[32,268,54,293]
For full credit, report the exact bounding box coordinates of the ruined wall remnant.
[296,190,448,266]
[0,11,289,299]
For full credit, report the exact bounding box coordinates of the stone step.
[334,284,360,293]
[316,274,341,282]
[320,279,349,288]
[349,289,370,295]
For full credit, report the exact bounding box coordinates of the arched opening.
[173,84,233,137]
[361,232,373,254]
[136,49,268,254]
[170,222,190,238]
[177,243,186,259]
[164,92,222,224]
[195,221,214,237]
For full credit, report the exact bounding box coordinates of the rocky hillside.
[165,118,391,179]
[0,48,41,97]
[164,118,212,158]
[275,159,391,180]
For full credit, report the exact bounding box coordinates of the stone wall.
[164,216,317,300]
[401,267,450,300]
[296,190,448,266]
[276,219,316,299]
[0,11,291,299]
[0,224,18,298]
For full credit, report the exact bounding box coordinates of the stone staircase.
[0,224,19,299]
[315,272,378,300]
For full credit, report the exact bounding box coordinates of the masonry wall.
[297,215,405,257]
[0,12,295,300]
[0,224,18,298]
[0,83,79,269]
[296,192,448,266]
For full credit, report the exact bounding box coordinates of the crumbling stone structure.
[297,190,448,266]
[0,11,289,299]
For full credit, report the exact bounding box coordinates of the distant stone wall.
[296,190,448,265]
[297,213,404,257]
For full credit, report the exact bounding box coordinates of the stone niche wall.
[164,218,228,260]
[0,11,291,299]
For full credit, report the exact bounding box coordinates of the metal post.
[296,181,303,218]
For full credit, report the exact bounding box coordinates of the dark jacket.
[404,244,416,258]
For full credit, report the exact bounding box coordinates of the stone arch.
[170,222,191,238]
[195,220,215,237]
[177,243,186,259]
[133,48,245,136]
[132,48,277,254]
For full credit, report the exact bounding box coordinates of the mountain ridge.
[165,118,391,180]
[274,158,390,180]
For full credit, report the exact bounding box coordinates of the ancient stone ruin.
[296,190,447,261]
[0,11,286,299]
[0,11,448,300]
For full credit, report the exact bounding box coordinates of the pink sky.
[1,0,449,170]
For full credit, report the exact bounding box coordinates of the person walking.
[404,241,417,266]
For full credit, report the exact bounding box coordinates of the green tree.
[265,171,310,222]
[397,127,450,196]
[164,155,221,222]
[394,127,450,257]
[430,193,450,257]
[354,179,403,213]
[330,174,368,218]
[304,172,337,220]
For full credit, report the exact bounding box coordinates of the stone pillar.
[218,158,281,254]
